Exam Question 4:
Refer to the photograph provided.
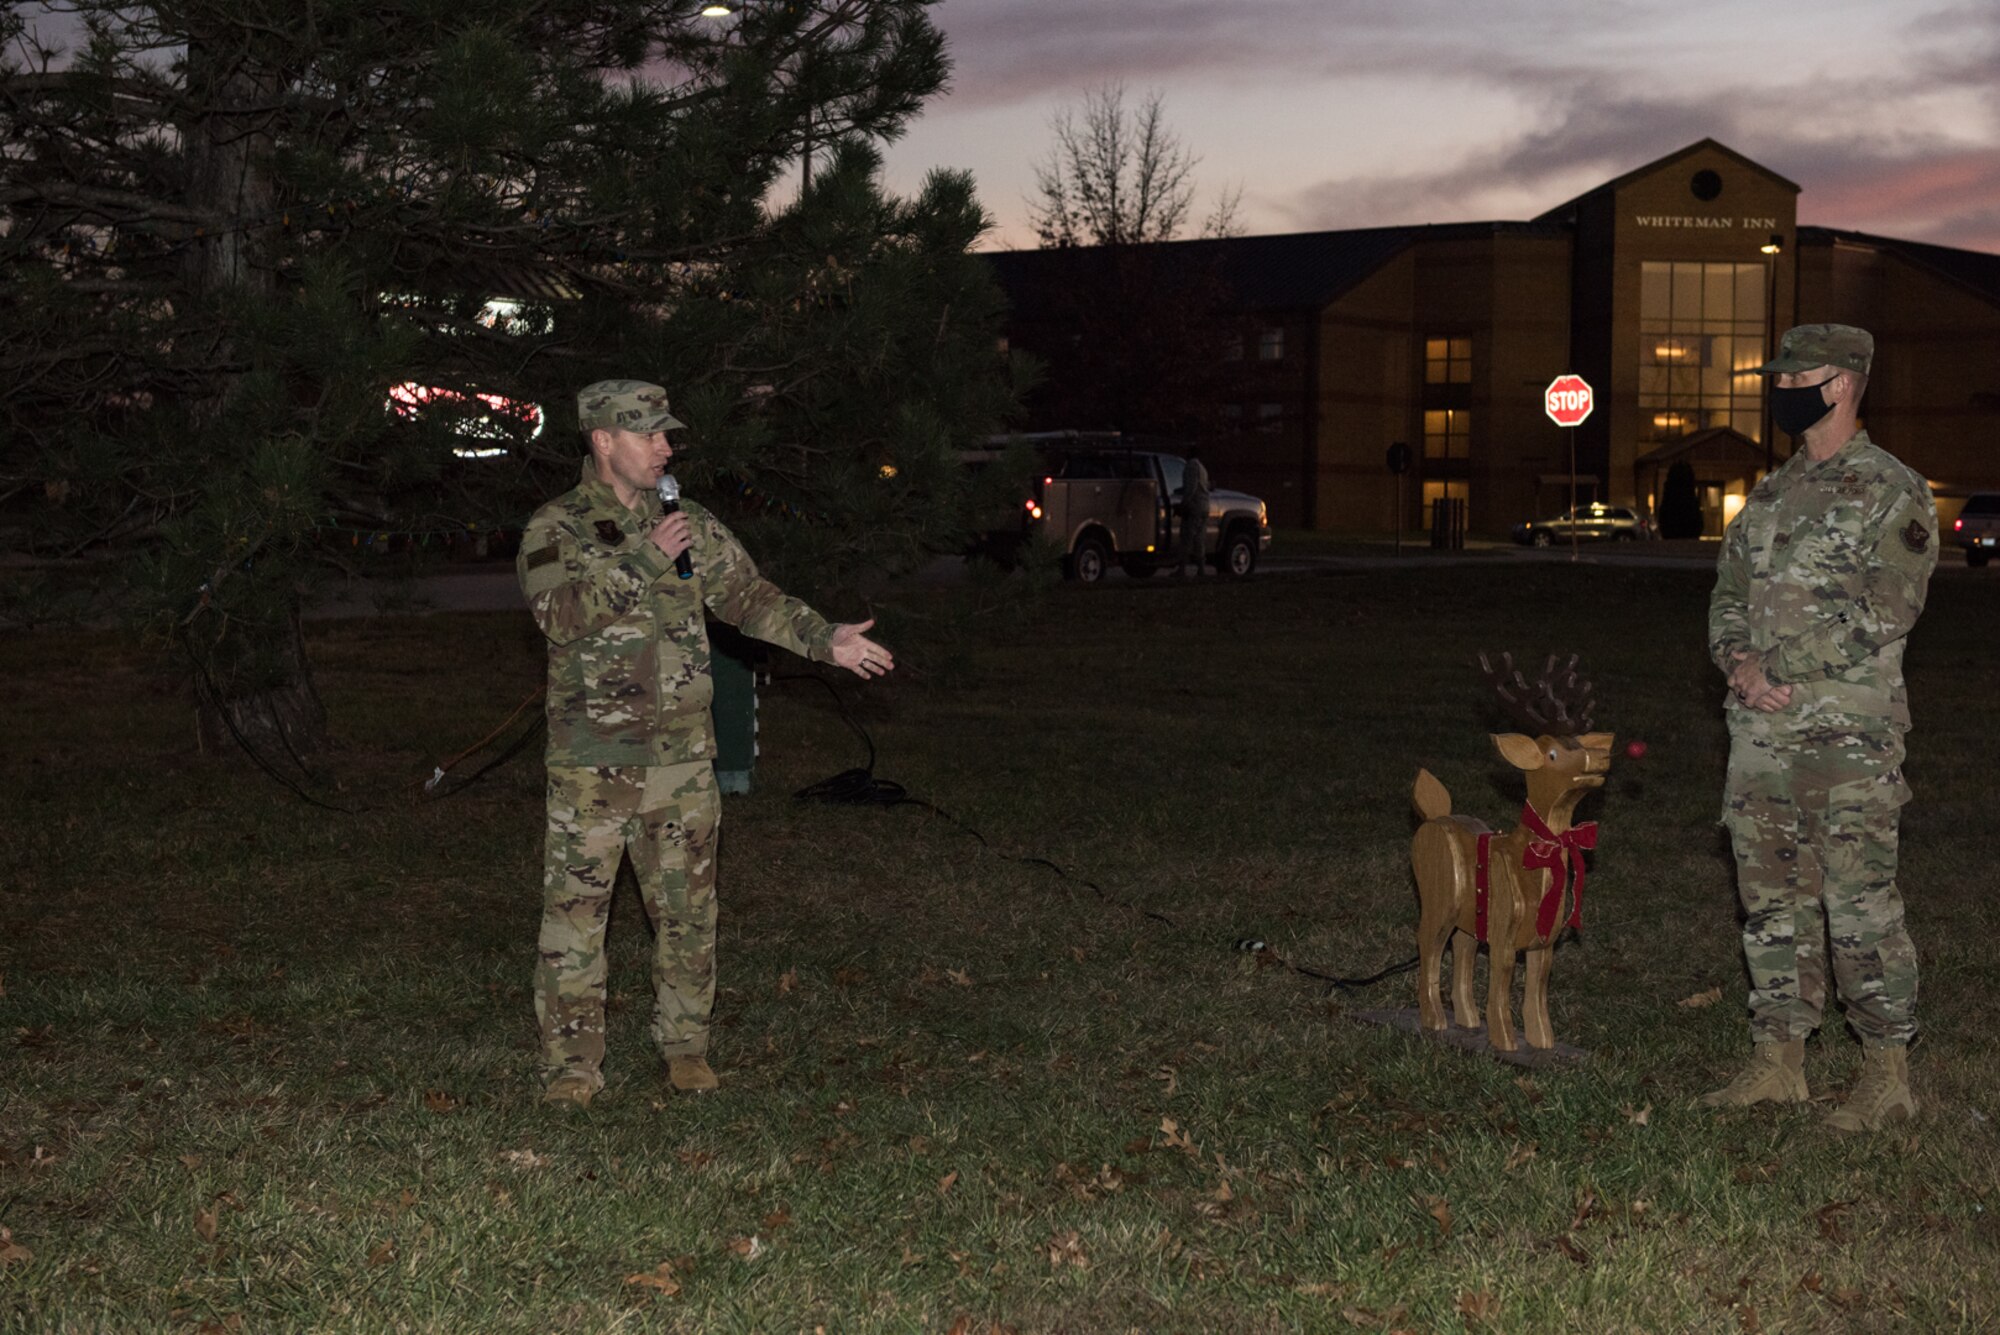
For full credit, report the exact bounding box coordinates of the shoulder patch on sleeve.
[1901,520,1931,553]
[524,545,560,571]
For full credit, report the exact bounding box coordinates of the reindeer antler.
[1476,650,1597,735]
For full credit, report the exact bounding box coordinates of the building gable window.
[1638,261,1765,446]
[1258,327,1285,361]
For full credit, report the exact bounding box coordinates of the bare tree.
[1029,85,1235,248]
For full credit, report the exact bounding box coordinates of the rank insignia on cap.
[594,519,625,546]
[1901,520,1930,553]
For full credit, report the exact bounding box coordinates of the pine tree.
[0,0,1017,754]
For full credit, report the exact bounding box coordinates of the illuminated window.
[1425,337,1472,385]
[1638,261,1765,446]
[1423,408,1470,459]
[1421,480,1470,529]
[1258,327,1285,361]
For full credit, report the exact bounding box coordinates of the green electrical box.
[708,622,759,795]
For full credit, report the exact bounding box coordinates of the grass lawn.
[4,560,1998,1333]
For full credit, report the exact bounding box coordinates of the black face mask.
[1770,374,1841,438]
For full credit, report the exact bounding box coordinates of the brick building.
[987,140,2000,535]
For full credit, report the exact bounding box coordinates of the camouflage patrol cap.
[576,379,688,434]
[1757,323,1874,376]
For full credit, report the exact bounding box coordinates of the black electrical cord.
[777,673,1420,993]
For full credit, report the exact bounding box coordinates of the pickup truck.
[971,436,1272,582]
[1953,492,2000,567]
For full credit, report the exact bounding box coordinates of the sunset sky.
[879,0,2000,254]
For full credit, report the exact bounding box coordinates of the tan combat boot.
[1699,1039,1808,1107]
[1825,1043,1916,1133]
[668,1055,719,1094]
[542,1072,597,1109]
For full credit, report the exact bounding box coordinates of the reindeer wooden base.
[1411,654,1612,1053]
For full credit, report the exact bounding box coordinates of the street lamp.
[1760,232,1783,474]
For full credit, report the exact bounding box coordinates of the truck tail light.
[1955,517,1964,531]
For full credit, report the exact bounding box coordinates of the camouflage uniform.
[1708,427,1937,1046]
[519,384,837,1091]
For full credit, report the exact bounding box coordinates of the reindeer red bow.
[1521,803,1596,938]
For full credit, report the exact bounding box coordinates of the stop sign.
[1544,374,1594,428]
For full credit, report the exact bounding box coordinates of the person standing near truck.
[1173,449,1212,578]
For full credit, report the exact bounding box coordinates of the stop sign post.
[1544,374,1594,560]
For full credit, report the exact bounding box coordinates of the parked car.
[1512,503,1654,546]
[1953,492,2000,567]
[967,434,1272,581]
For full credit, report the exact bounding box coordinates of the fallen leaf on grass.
[1159,1117,1199,1158]
[938,1170,959,1196]
[179,1155,203,1170]
[832,967,868,988]
[1795,1271,1822,1294]
[1417,1195,1453,1237]
[194,1207,219,1243]
[1814,1200,1854,1243]
[946,967,973,987]
[1339,1303,1407,1330]
[497,1149,548,1171]
[1737,1304,1762,1333]
[901,1244,923,1267]
[1734,1162,1779,1185]
[761,1209,792,1232]
[0,1227,31,1268]
[623,1261,682,1296]
[195,1317,244,1335]
[1045,1230,1088,1270]
[725,1235,765,1261]
[366,1240,395,1267]
[422,1090,459,1114]
[777,968,798,996]
[1123,1136,1152,1156]
[1622,1102,1652,1127]
[1555,1235,1591,1266]
[1503,1142,1537,1172]
[1455,1289,1500,1322]
[1570,1190,1600,1231]
[1511,1076,1544,1105]
[676,1149,715,1169]
[1679,986,1724,1009]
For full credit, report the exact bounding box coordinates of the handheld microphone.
[656,473,695,580]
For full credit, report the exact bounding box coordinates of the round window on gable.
[1690,169,1723,201]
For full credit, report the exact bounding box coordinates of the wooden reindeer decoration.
[1411,653,1613,1053]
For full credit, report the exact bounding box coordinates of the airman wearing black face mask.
[1703,323,1939,1135]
